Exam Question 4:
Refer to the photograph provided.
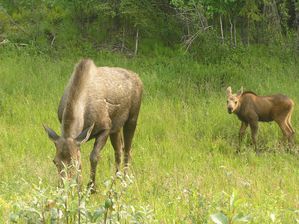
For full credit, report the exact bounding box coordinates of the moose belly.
[110,114,129,133]
[258,112,274,122]
[258,117,273,122]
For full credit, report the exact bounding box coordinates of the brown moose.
[44,59,143,191]
[226,86,295,151]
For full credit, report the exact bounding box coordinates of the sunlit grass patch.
[0,50,299,223]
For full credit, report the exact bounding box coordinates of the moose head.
[43,124,94,180]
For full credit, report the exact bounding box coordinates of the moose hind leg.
[276,117,292,144]
[123,117,138,170]
[286,109,295,135]
[284,115,295,145]
[280,121,294,150]
[110,131,123,172]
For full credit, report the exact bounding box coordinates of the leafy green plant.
[9,163,156,223]
[210,191,251,224]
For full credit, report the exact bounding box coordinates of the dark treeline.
[0,0,299,60]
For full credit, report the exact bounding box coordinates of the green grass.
[0,48,299,223]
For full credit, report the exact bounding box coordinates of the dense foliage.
[0,0,299,60]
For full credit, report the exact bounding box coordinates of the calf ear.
[226,86,232,97]
[75,123,95,145]
[237,86,243,97]
[43,124,60,142]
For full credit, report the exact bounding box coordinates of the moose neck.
[234,100,246,121]
[60,60,93,138]
[233,102,242,115]
[61,102,85,138]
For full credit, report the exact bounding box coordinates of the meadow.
[0,47,299,223]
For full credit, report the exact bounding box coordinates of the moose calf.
[226,86,294,151]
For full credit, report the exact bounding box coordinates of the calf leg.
[88,129,110,192]
[249,121,258,151]
[238,122,248,151]
[276,114,293,142]
[110,131,123,172]
[286,110,295,144]
[277,119,294,147]
[237,122,248,153]
[287,111,295,134]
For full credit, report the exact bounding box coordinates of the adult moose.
[226,86,294,152]
[44,59,143,191]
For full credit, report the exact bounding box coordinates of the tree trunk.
[196,8,208,30]
[229,16,233,47]
[233,19,237,47]
[121,26,125,53]
[134,28,139,56]
[112,0,121,33]
[296,1,299,52]
[220,15,224,44]
[263,0,282,43]
[247,16,250,46]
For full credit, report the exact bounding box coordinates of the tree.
[171,0,209,52]
[239,0,262,45]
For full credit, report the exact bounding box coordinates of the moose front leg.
[237,122,248,153]
[88,129,110,193]
[249,121,259,152]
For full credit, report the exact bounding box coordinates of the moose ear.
[236,86,243,97]
[43,124,60,142]
[75,123,95,145]
[226,86,232,97]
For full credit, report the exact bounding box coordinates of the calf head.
[226,86,243,114]
[43,124,94,179]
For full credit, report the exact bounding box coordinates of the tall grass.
[0,47,299,223]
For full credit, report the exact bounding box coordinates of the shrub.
[9,164,156,223]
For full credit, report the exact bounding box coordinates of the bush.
[9,164,156,224]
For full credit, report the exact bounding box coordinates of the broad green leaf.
[92,208,105,221]
[210,212,229,224]
[232,213,251,222]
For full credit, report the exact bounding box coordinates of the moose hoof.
[87,181,97,194]
[255,149,262,156]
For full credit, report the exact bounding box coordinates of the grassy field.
[0,48,299,223]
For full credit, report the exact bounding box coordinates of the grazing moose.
[44,59,143,191]
[226,86,295,151]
